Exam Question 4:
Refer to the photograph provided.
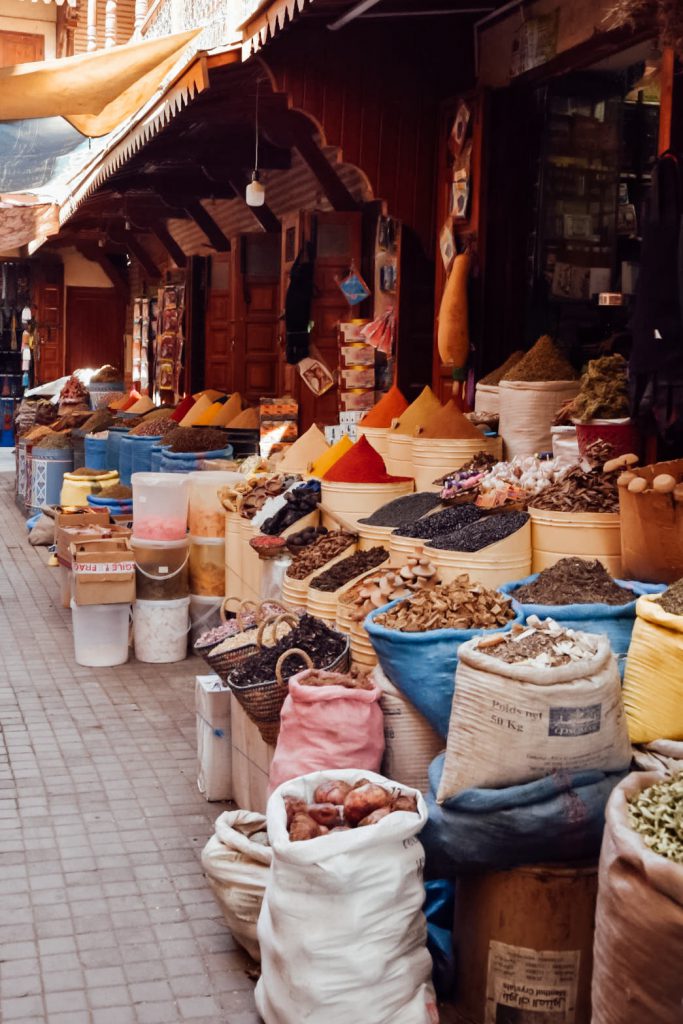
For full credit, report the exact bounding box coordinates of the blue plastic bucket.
[87,494,132,516]
[84,434,108,471]
[29,446,74,512]
[365,595,524,738]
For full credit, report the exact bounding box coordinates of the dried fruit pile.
[373,574,514,632]
[285,531,356,580]
[286,525,328,552]
[341,557,439,620]
[476,616,599,666]
[228,614,346,689]
[428,511,529,552]
[285,778,418,841]
[309,546,389,592]
[513,558,634,606]
[220,474,296,519]
[359,491,442,528]
[628,773,683,864]
[392,503,482,539]
[656,578,683,616]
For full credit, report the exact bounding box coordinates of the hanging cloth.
[630,150,683,451]
[284,242,315,365]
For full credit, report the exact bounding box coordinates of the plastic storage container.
[356,426,389,459]
[133,596,190,663]
[424,518,532,588]
[132,472,189,540]
[132,536,189,600]
[29,446,74,512]
[321,478,414,524]
[84,434,108,471]
[71,599,130,667]
[411,435,503,493]
[61,470,119,506]
[385,432,414,477]
[189,536,225,597]
[529,507,622,577]
[188,471,243,538]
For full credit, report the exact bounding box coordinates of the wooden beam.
[115,232,161,279]
[184,201,230,252]
[75,242,128,295]
[152,223,187,268]
[227,174,282,234]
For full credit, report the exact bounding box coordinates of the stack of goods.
[309,434,353,478]
[386,385,442,475]
[474,350,525,415]
[321,436,414,524]
[227,614,349,743]
[160,426,233,473]
[282,530,357,610]
[356,384,408,458]
[338,556,440,666]
[88,365,124,409]
[338,322,376,414]
[525,442,623,574]
[365,574,518,738]
[356,490,442,549]
[498,335,580,458]
[272,424,329,476]
[166,427,228,452]
[129,415,177,437]
[190,392,242,427]
[221,474,296,521]
[617,458,683,583]
[422,616,631,875]
[591,772,683,1024]
[390,503,483,562]
[256,770,431,1024]
[307,546,390,625]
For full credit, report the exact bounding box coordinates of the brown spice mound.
[479,351,525,386]
[513,558,633,606]
[656,578,683,616]
[69,467,112,478]
[33,431,72,450]
[81,409,116,433]
[129,417,178,437]
[529,462,619,513]
[167,427,228,453]
[501,335,579,383]
[99,484,132,499]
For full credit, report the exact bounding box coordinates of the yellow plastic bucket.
[60,470,119,506]
[529,508,621,576]
[423,519,532,588]
[411,436,503,492]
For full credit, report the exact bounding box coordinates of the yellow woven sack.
[622,595,683,743]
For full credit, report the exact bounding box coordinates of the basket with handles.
[202,610,296,683]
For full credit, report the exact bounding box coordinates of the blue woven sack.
[364,596,523,739]
[422,752,626,876]
[160,447,233,474]
[84,435,107,471]
[500,574,666,671]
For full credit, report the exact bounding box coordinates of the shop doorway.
[66,287,124,374]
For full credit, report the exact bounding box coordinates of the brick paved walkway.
[0,460,258,1024]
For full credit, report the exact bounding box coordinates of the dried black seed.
[427,512,529,552]
[393,503,482,539]
[359,492,443,528]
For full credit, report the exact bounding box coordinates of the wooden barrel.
[453,863,598,1024]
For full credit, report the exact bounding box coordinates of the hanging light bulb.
[246,80,265,208]
[246,170,265,207]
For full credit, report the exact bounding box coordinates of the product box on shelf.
[55,509,111,565]
[70,537,135,606]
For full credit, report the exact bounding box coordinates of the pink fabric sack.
[268,670,385,793]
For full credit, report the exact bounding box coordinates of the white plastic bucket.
[189,594,224,646]
[134,596,190,663]
[71,600,131,667]
[188,470,243,538]
[132,472,190,541]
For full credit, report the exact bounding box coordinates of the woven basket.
[228,629,351,744]
[194,597,257,655]
[202,608,295,682]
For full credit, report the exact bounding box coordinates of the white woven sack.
[499,379,579,458]
[256,768,437,1024]
[201,810,272,961]
[437,631,631,802]
[474,383,499,416]
[195,676,232,802]
[372,666,443,793]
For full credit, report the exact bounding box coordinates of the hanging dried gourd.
[437,250,470,369]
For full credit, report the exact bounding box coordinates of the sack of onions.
[255,768,437,1024]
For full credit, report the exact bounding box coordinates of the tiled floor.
[0,459,258,1023]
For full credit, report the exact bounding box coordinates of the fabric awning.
[0,28,200,137]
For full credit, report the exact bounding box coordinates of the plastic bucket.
[119,434,136,486]
[189,536,225,597]
[30,447,74,511]
[575,418,640,460]
[189,593,224,647]
[411,435,503,492]
[474,383,499,416]
[529,507,622,576]
[189,470,243,538]
[61,470,119,506]
[386,432,414,477]
[133,596,190,664]
[356,426,390,459]
[356,521,394,552]
[132,472,189,540]
[131,535,189,601]
[84,434,108,471]
[129,434,163,476]
[321,478,414,523]
[71,600,130,667]
[424,519,532,588]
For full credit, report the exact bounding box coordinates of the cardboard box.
[58,522,132,569]
[70,537,135,606]
[55,510,110,566]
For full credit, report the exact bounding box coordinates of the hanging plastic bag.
[337,262,371,306]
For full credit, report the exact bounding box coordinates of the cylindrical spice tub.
[355,521,394,552]
[321,479,414,524]
[385,431,414,477]
[356,425,389,459]
[424,519,532,589]
[29,445,74,512]
[411,435,503,493]
[529,508,622,577]
[133,596,190,663]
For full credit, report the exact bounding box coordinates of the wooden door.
[205,254,232,391]
[231,234,281,405]
[0,31,44,67]
[34,261,64,384]
[301,210,362,429]
[66,287,125,374]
